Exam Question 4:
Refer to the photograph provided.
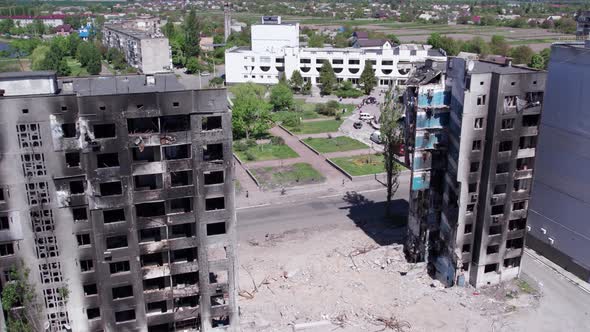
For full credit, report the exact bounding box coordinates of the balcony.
[514,169,533,179]
[520,126,538,137]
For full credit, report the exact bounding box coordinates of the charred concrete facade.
[405,59,546,288]
[0,72,238,331]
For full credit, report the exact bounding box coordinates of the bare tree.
[380,89,403,216]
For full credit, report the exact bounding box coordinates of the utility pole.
[223,2,231,43]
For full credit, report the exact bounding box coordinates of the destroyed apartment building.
[0,71,238,331]
[404,58,546,287]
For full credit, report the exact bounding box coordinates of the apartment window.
[203,143,223,161]
[300,58,311,64]
[472,140,482,151]
[115,309,136,323]
[499,140,513,152]
[466,204,475,214]
[147,300,167,314]
[169,197,192,214]
[506,237,524,250]
[139,228,161,243]
[489,225,502,235]
[100,181,122,196]
[315,58,326,64]
[476,95,486,106]
[382,60,394,66]
[170,224,194,238]
[514,178,532,192]
[77,234,91,246]
[109,261,130,274]
[513,200,527,211]
[161,115,190,132]
[462,244,470,253]
[212,316,230,328]
[205,197,225,211]
[464,224,473,234]
[70,180,85,194]
[519,136,537,149]
[97,153,119,168]
[202,116,222,131]
[522,114,540,127]
[141,253,163,267]
[112,285,133,300]
[61,123,76,138]
[332,59,343,65]
[65,152,80,168]
[209,270,228,284]
[505,95,517,107]
[171,248,197,263]
[469,162,479,173]
[484,263,498,273]
[491,205,504,216]
[73,207,88,222]
[487,245,500,254]
[207,222,226,236]
[204,170,224,185]
[87,308,100,320]
[474,117,484,129]
[132,146,160,162]
[93,124,116,138]
[103,209,125,224]
[0,216,9,230]
[501,118,515,130]
[134,174,163,191]
[526,91,543,104]
[136,202,165,218]
[143,277,166,291]
[106,235,128,250]
[509,218,526,231]
[493,184,507,195]
[80,259,94,272]
[0,243,14,256]
[516,157,534,170]
[348,59,360,65]
[83,283,97,296]
[171,170,192,187]
[496,162,510,174]
[163,144,191,160]
[172,102,180,108]
[504,257,521,268]
[128,117,159,133]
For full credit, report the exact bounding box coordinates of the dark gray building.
[0,72,239,331]
[405,58,546,287]
[527,42,590,282]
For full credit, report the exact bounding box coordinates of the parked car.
[370,131,382,144]
[201,71,211,76]
[366,96,377,104]
[359,112,375,121]
[353,121,363,129]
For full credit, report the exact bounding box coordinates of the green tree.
[554,18,576,34]
[529,54,544,70]
[269,83,294,112]
[427,33,460,56]
[231,83,273,140]
[308,33,324,47]
[183,9,201,58]
[302,80,312,95]
[0,18,15,34]
[2,265,43,332]
[490,35,510,56]
[359,61,377,95]
[186,57,205,74]
[462,37,490,56]
[170,36,186,67]
[539,48,551,69]
[66,32,80,56]
[43,42,71,76]
[30,19,45,35]
[163,21,176,38]
[85,45,102,75]
[319,61,336,96]
[386,34,400,44]
[510,45,534,65]
[289,69,304,93]
[64,15,82,29]
[380,89,402,216]
[30,45,50,71]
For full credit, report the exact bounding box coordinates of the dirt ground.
[237,222,540,332]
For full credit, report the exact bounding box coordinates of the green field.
[66,57,88,76]
[330,154,386,176]
[251,163,325,189]
[235,143,299,162]
[287,119,343,134]
[303,136,368,153]
[0,58,23,72]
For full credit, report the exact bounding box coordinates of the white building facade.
[225,16,447,87]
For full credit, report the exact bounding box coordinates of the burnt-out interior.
[143,277,166,290]
[169,223,194,238]
[141,252,164,267]
[136,201,166,217]
[134,174,163,191]
[103,209,126,224]
[99,181,122,196]
[106,235,128,250]
[139,227,161,242]
[112,285,133,299]
[93,124,117,138]
[114,309,135,322]
[171,248,197,263]
[132,146,161,162]
[212,316,230,328]
[202,116,222,131]
[72,207,88,221]
[205,197,225,211]
[210,294,227,307]
[96,153,120,168]
[128,117,159,134]
[69,180,85,194]
[160,115,190,132]
[62,123,76,138]
[163,144,191,160]
[206,222,226,236]
[203,143,223,161]
[172,272,198,286]
[87,308,100,319]
[83,283,97,296]
[65,152,80,167]
[204,170,224,185]
[146,300,167,314]
[170,170,192,187]
[177,295,199,308]
[169,197,192,214]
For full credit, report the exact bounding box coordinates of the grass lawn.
[0,58,23,72]
[303,136,368,153]
[250,163,325,189]
[287,119,343,134]
[330,154,386,176]
[235,143,299,162]
[66,57,88,76]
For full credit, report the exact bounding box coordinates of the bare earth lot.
[238,223,545,332]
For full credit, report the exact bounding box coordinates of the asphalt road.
[236,185,590,331]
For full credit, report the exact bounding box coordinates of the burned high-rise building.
[404,58,546,287]
[0,72,238,331]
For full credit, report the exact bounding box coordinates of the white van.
[359,112,375,121]
[370,131,382,144]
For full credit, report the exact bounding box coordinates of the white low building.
[225,16,447,87]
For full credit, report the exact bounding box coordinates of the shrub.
[234,139,256,152]
[335,114,341,121]
[335,88,363,98]
[316,103,336,116]
[244,150,256,161]
[270,136,285,145]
